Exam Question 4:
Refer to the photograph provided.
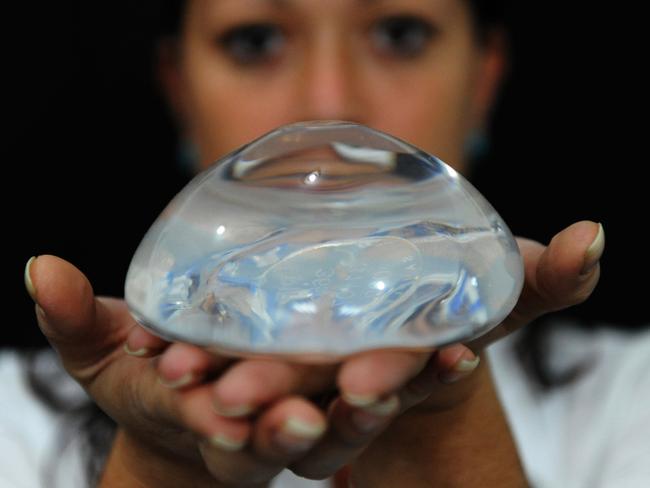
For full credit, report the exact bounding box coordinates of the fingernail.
[35,304,47,320]
[352,396,399,433]
[158,372,194,389]
[123,343,149,357]
[283,417,326,439]
[361,395,400,416]
[342,392,378,408]
[274,417,326,453]
[439,356,481,384]
[209,433,246,452]
[581,223,605,275]
[213,400,254,418]
[24,256,37,302]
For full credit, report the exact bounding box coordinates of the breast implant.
[125,121,523,361]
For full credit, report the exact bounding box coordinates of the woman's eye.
[371,15,436,58]
[218,23,285,65]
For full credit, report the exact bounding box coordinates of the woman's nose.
[297,36,364,123]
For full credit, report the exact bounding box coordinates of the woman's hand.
[346,219,604,487]
[26,255,290,487]
[25,220,603,486]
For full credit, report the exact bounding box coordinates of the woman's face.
[163,0,504,173]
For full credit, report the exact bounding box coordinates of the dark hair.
[466,0,509,43]
[154,0,186,38]
[25,350,116,487]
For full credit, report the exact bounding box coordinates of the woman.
[9,0,646,487]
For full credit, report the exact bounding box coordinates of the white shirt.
[488,324,650,488]
[1,324,649,488]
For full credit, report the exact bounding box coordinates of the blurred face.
[162,0,504,173]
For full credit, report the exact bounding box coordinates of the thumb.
[469,220,604,350]
[518,220,604,318]
[24,254,133,384]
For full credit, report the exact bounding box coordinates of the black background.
[4,2,644,348]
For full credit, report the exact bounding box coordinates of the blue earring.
[464,129,490,163]
[178,139,201,175]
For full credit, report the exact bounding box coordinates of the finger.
[157,342,233,389]
[399,344,481,412]
[287,349,432,479]
[194,396,326,486]
[123,324,170,358]
[252,396,327,462]
[198,438,279,487]
[290,345,477,480]
[176,384,252,450]
[24,255,194,429]
[212,359,337,418]
[89,353,252,457]
[469,221,604,350]
[288,394,399,480]
[25,255,134,383]
[337,350,430,407]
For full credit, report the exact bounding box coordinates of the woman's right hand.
[25,255,340,487]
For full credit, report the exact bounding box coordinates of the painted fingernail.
[342,392,378,408]
[274,417,326,452]
[352,395,399,433]
[213,400,254,418]
[123,343,149,357]
[581,223,605,275]
[158,372,194,389]
[24,256,37,302]
[209,433,247,452]
[439,356,481,384]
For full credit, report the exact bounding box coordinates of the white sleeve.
[0,349,331,488]
[0,350,87,488]
[488,325,650,488]
[587,328,650,487]
[0,432,42,488]
[0,350,56,488]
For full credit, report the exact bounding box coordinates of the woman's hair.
[25,350,116,487]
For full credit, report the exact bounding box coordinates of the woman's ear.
[157,37,187,124]
[471,30,508,129]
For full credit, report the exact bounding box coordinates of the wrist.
[350,362,527,487]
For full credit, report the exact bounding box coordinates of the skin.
[25,1,604,486]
